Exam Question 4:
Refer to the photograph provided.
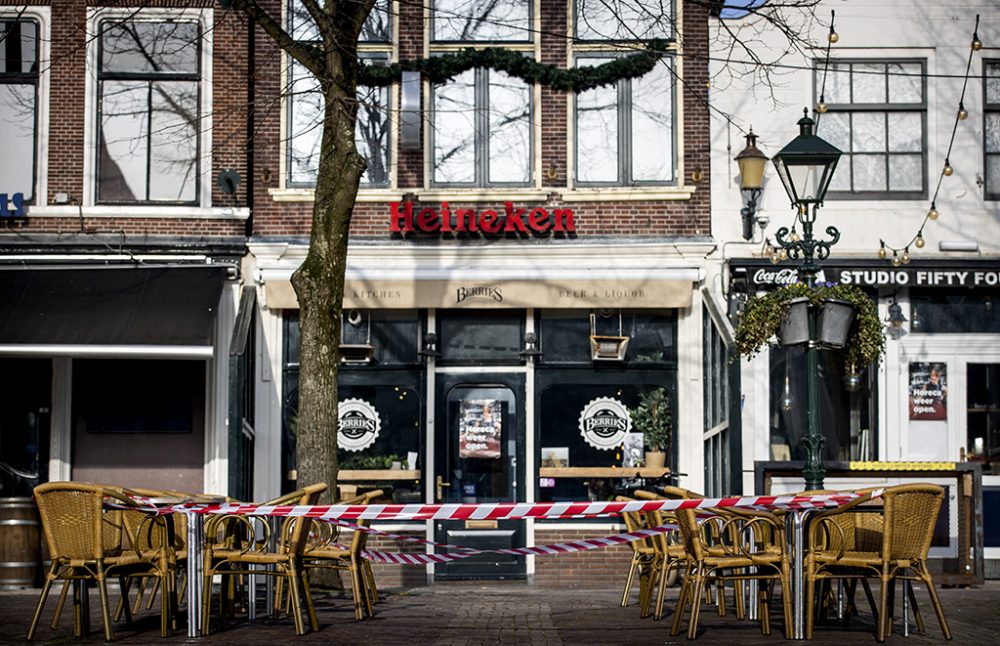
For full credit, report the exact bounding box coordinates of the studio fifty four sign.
[746,266,1000,289]
[389,201,576,236]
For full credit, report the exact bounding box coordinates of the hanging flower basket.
[735,282,885,369]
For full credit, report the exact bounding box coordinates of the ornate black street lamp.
[770,109,843,490]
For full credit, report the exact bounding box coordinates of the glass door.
[433,375,525,579]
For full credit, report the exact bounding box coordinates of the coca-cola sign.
[737,261,1000,290]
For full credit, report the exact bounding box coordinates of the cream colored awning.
[262,267,699,310]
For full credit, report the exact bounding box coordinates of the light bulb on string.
[943,159,953,177]
[816,95,828,114]
[892,252,901,267]
[972,32,983,51]
[778,248,788,261]
[958,102,969,120]
[770,253,780,265]
[901,248,911,264]
[878,243,887,259]
[828,28,839,44]
[915,232,925,249]
[790,230,801,242]
[928,203,939,220]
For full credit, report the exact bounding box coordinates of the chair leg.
[860,577,879,622]
[622,556,640,607]
[287,567,306,635]
[300,570,320,631]
[905,578,925,633]
[919,569,951,640]
[363,560,379,605]
[670,563,692,636]
[877,573,890,642]
[758,579,771,636]
[201,571,214,636]
[50,579,70,630]
[95,567,114,642]
[654,558,672,621]
[27,563,59,641]
[688,567,707,640]
[734,575,746,620]
[781,565,794,640]
[638,559,654,618]
[716,576,727,617]
[805,570,817,639]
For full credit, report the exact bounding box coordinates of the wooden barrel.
[0,497,40,589]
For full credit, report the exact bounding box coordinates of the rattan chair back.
[882,483,944,563]
[35,482,111,562]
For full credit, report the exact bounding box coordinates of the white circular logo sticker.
[579,397,632,450]
[338,398,381,452]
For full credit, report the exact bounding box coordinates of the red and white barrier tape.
[163,491,868,521]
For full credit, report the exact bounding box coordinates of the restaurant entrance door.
[433,374,525,580]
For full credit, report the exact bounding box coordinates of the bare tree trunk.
[290,20,367,504]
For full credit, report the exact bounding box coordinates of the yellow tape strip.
[848,461,957,471]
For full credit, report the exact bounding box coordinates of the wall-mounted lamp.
[885,302,908,340]
[418,332,441,360]
[734,129,769,241]
[589,312,629,361]
[260,168,272,185]
[520,331,542,359]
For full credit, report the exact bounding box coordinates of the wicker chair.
[632,489,691,620]
[201,482,328,635]
[301,489,384,620]
[667,493,792,639]
[804,483,951,642]
[614,495,658,611]
[28,482,176,641]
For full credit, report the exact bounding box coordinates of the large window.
[286,1,391,188]
[575,56,674,185]
[0,18,39,202]
[985,61,1000,200]
[96,19,201,204]
[431,0,530,42]
[431,68,531,186]
[575,0,673,41]
[816,60,926,198]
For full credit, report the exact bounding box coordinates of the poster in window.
[909,362,947,421]
[459,399,502,459]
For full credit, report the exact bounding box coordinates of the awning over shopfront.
[262,266,701,310]
[0,266,227,357]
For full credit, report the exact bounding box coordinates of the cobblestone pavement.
[1,580,998,645]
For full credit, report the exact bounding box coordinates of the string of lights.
[877,14,984,267]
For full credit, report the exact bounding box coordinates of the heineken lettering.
[389,201,575,236]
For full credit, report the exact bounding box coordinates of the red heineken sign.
[389,201,576,236]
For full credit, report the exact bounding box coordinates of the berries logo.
[338,398,381,452]
[578,397,632,450]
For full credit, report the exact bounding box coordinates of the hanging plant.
[360,39,670,90]
[734,282,885,369]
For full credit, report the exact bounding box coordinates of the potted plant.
[632,387,672,470]
[734,281,885,370]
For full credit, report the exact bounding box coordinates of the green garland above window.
[359,39,670,91]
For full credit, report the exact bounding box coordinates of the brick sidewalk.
[1,580,997,645]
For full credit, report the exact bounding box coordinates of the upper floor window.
[289,0,391,43]
[286,1,391,188]
[985,61,1000,200]
[431,67,532,186]
[288,55,390,187]
[97,19,201,204]
[815,60,926,199]
[0,18,39,202]
[575,0,673,41]
[575,56,674,185]
[431,0,530,43]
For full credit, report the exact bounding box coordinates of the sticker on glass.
[338,398,381,452]
[578,397,631,450]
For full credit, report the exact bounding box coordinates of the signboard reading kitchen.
[389,201,575,236]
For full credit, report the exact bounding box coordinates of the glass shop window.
[538,310,677,364]
[537,382,674,503]
[340,309,420,367]
[909,289,1000,334]
[73,358,203,433]
[437,310,523,365]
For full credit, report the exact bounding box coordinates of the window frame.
[84,8,212,209]
[984,59,1000,201]
[283,1,394,191]
[0,9,49,206]
[573,52,676,187]
[95,17,203,206]
[816,58,928,200]
[430,0,533,44]
[429,64,534,188]
[573,0,675,43]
